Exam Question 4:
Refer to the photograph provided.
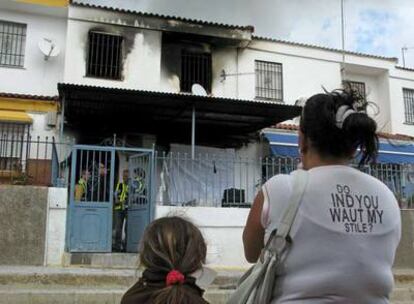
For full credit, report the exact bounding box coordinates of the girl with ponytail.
[121,216,210,304]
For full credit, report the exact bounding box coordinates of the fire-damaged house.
[58,1,300,254]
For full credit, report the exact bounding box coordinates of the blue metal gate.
[66,145,154,253]
[67,145,115,252]
[126,152,153,253]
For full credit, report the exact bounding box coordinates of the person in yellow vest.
[113,169,129,252]
[75,170,90,201]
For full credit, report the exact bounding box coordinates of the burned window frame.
[403,88,414,125]
[0,20,27,68]
[86,31,123,80]
[255,60,283,102]
[180,50,212,93]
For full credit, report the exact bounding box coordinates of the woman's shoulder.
[264,171,295,190]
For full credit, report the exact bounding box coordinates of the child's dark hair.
[299,88,378,167]
[140,216,208,304]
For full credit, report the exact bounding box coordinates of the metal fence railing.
[1,135,413,209]
[153,152,414,209]
[0,135,72,186]
[153,152,299,208]
[367,163,414,209]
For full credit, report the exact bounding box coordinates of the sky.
[78,0,414,68]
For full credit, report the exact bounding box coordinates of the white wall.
[64,11,162,91]
[211,47,238,98]
[45,187,67,266]
[237,42,343,105]
[156,205,251,268]
[0,9,67,96]
[28,112,59,139]
[389,68,414,136]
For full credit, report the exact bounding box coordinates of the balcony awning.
[58,83,301,147]
[0,110,32,124]
[263,132,300,158]
[263,131,414,164]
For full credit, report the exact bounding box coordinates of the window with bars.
[0,122,30,171]
[0,20,27,67]
[255,60,283,101]
[404,88,414,124]
[344,81,366,101]
[181,51,212,93]
[86,31,123,80]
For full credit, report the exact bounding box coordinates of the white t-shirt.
[261,165,401,304]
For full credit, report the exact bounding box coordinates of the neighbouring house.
[0,0,68,185]
[1,0,414,268]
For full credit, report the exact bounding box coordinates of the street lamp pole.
[340,0,346,80]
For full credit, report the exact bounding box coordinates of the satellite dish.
[191,84,208,96]
[294,97,308,107]
[38,38,60,60]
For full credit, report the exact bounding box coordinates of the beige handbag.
[227,170,308,304]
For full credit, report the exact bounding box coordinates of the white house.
[0,0,67,137]
[0,0,68,187]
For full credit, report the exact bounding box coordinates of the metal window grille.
[0,122,30,139]
[255,60,283,101]
[0,20,26,67]
[0,122,30,171]
[86,31,123,80]
[344,81,366,101]
[181,51,212,93]
[403,88,414,124]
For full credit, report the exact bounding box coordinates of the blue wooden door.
[126,152,152,253]
[67,146,115,252]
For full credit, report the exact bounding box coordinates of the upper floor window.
[255,60,283,102]
[181,51,212,93]
[344,80,366,101]
[86,31,123,80]
[0,20,27,67]
[403,88,414,124]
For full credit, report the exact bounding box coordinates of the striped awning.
[0,110,32,124]
[263,131,414,164]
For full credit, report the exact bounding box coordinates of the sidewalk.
[0,266,412,304]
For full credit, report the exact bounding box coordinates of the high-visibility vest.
[75,178,87,201]
[78,178,87,199]
[115,181,128,210]
[78,178,87,193]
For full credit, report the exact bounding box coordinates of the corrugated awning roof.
[58,83,301,147]
[70,1,254,31]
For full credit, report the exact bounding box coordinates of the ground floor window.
[0,122,30,172]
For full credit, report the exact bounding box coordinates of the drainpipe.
[191,105,195,159]
[340,0,346,81]
[59,96,65,141]
[236,47,239,98]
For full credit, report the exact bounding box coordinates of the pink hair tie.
[166,269,185,286]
